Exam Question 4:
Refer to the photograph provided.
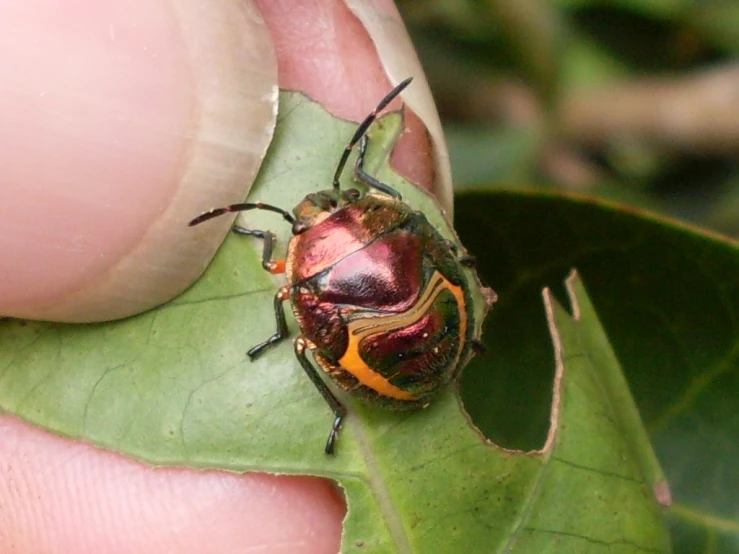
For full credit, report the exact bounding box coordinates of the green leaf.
[456,190,739,554]
[0,93,671,552]
[555,0,690,19]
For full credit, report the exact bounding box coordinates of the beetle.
[189,78,490,454]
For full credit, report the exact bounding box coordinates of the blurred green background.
[398,1,739,552]
[398,0,739,236]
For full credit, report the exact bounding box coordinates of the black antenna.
[188,202,295,227]
[332,77,413,190]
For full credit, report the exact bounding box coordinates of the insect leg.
[471,340,487,355]
[232,227,285,274]
[294,337,347,455]
[333,77,413,191]
[444,239,476,267]
[353,135,402,199]
[247,286,291,359]
[458,256,477,267]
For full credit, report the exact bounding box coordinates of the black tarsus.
[353,136,402,199]
[294,338,347,455]
[332,77,413,192]
[247,287,291,360]
[444,239,476,267]
[232,227,278,273]
[471,340,487,355]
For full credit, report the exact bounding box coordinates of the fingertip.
[0,1,193,313]
[0,417,345,553]
[0,0,277,321]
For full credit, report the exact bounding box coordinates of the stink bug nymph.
[189,78,489,454]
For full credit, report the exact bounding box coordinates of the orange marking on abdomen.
[337,271,467,400]
[338,335,417,401]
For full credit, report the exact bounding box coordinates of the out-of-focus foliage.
[399,1,739,553]
[399,0,739,237]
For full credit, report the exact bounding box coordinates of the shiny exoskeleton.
[189,78,486,454]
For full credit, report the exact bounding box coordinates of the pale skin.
[0,0,433,552]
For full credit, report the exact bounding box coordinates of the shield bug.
[189,78,491,454]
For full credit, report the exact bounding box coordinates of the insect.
[189,78,489,454]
